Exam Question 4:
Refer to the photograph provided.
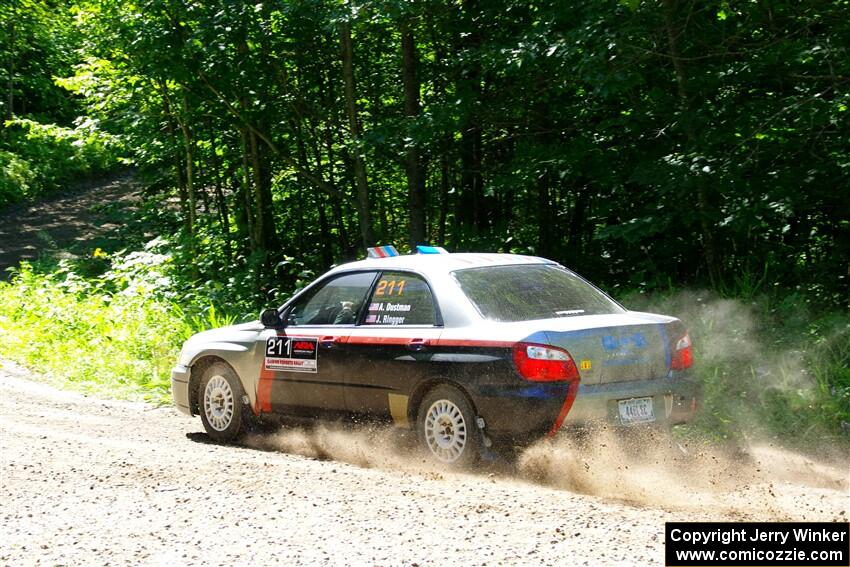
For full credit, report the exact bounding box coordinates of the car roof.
[327,252,555,278]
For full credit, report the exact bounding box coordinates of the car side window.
[362,271,436,326]
[286,272,377,326]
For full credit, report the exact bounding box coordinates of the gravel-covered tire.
[198,362,250,442]
[416,384,482,467]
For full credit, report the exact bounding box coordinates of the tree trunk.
[401,20,427,247]
[438,151,450,245]
[239,125,257,253]
[664,0,720,285]
[566,182,590,264]
[6,2,14,120]
[457,1,485,233]
[317,199,333,268]
[208,124,233,262]
[537,172,552,258]
[340,20,375,248]
[248,128,279,254]
[317,66,351,255]
[178,97,197,249]
[157,81,188,231]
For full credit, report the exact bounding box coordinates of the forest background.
[0,0,848,447]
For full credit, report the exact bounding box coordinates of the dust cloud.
[517,426,848,519]
[241,420,847,521]
[242,292,848,519]
[242,422,449,477]
[625,289,836,438]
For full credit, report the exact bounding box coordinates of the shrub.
[0,150,36,207]
[0,251,235,403]
[0,116,123,206]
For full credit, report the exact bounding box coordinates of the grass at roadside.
[0,251,236,404]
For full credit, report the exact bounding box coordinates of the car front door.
[256,271,378,417]
[343,271,443,425]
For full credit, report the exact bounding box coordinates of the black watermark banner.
[665,522,849,566]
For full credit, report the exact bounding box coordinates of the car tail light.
[670,332,694,370]
[512,342,580,382]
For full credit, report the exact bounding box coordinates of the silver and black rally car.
[171,246,698,464]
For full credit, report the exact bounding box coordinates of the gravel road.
[0,172,141,275]
[1,361,847,566]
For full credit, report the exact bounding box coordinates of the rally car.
[171,246,698,465]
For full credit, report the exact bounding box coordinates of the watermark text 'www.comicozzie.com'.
[665,522,848,567]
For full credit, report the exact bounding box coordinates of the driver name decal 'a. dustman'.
[265,336,318,373]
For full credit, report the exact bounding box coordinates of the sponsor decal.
[580,359,592,370]
[265,336,318,373]
[365,300,412,325]
[601,332,649,365]
[601,332,647,350]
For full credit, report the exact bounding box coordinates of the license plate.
[618,397,655,425]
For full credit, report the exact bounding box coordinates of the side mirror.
[260,308,283,328]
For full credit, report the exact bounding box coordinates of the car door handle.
[407,338,429,352]
[320,336,337,349]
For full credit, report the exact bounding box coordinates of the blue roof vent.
[416,245,449,255]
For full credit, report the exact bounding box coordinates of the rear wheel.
[198,362,250,442]
[416,384,482,467]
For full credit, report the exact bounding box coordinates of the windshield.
[452,264,624,322]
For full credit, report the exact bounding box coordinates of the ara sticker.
[265,336,318,373]
[580,360,592,370]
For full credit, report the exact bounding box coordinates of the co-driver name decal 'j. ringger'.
[265,336,318,372]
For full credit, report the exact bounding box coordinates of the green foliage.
[0,0,82,122]
[0,117,123,205]
[0,252,242,403]
[53,0,847,308]
[0,149,35,206]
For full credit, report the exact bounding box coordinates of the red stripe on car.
[344,336,515,348]
[433,338,515,348]
[546,379,580,437]
[256,365,274,414]
[347,336,409,345]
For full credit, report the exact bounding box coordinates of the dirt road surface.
[1,361,847,567]
[0,172,141,275]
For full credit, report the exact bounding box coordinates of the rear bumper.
[472,383,569,438]
[564,376,699,426]
[171,364,192,416]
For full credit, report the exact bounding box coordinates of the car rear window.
[452,264,624,322]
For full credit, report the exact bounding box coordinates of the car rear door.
[343,270,443,424]
[255,271,378,416]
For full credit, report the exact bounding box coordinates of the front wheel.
[416,384,482,467]
[198,362,249,442]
